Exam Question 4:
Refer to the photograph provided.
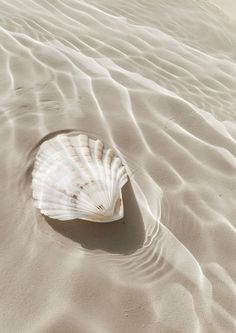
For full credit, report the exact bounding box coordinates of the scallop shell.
[32,134,128,222]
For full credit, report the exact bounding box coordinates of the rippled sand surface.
[0,1,236,332]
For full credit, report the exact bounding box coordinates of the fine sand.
[0,1,235,332]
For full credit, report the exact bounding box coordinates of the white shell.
[32,134,128,222]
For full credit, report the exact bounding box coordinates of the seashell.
[32,134,128,222]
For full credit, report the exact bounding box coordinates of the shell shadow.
[45,181,145,255]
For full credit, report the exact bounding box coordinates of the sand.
[0,0,235,332]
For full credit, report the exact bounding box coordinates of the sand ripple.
[0,1,235,332]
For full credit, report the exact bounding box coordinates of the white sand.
[0,1,235,332]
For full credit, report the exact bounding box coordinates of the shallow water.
[0,1,235,332]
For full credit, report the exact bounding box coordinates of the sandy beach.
[0,0,235,332]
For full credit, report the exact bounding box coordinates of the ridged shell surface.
[32,134,128,222]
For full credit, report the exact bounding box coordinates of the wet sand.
[0,1,235,332]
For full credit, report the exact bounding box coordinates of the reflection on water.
[0,0,235,332]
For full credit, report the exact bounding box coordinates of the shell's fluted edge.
[32,134,128,222]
